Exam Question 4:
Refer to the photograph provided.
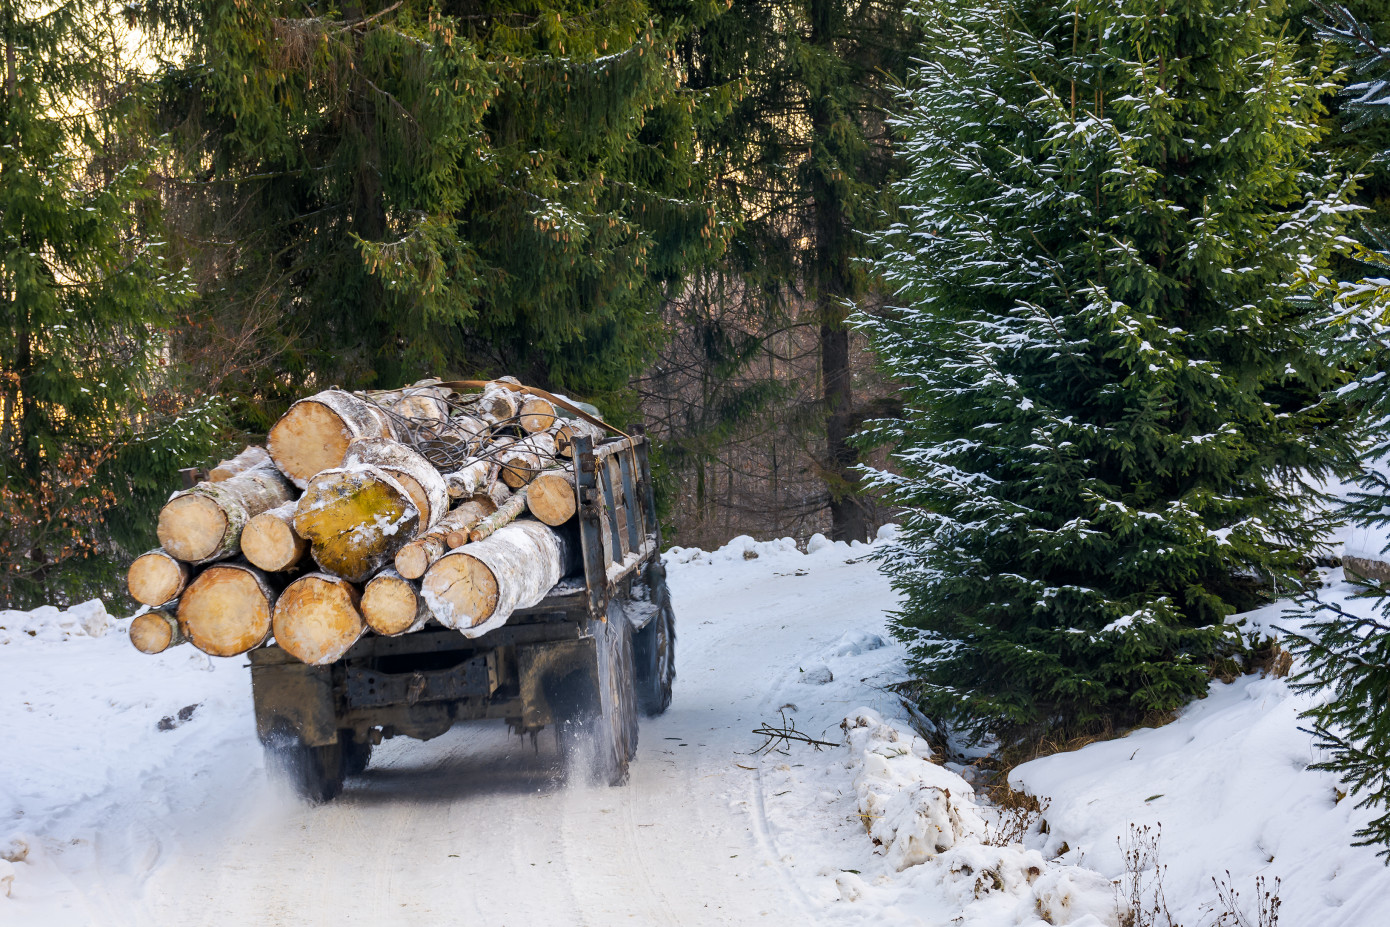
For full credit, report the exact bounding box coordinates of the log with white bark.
[444,458,492,500]
[240,500,309,572]
[498,432,557,489]
[421,519,575,635]
[476,479,512,512]
[272,572,365,666]
[362,569,432,636]
[479,381,522,422]
[129,609,185,655]
[293,466,421,583]
[342,437,449,531]
[267,389,395,488]
[394,499,497,579]
[157,468,295,564]
[554,419,606,458]
[519,396,558,433]
[469,488,528,544]
[209,445,273,482]
[127,549,191,607]
[526,469,577,527]
[390,385,451,425]
[178,562,276,657]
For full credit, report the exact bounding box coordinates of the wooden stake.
[127,549,191,607]
[273,573,365,666]
[362,569,431,636]
[179,562,276,657]
[157,469,295,564]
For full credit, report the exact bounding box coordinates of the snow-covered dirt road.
[2,536,913,927]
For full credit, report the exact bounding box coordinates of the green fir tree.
[860,0,1358,741]
[0,0,224,607]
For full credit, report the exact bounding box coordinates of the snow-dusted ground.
[3,537,1390,925]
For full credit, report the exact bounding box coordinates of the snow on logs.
[178,563,276,657]
[127,549,191,607]
[157,468,295,564]
[125,376,609,664]
[293,466,420,583]
[421,519,575,635]
[273,573,366,665]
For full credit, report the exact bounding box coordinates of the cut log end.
[157,494,228,563]
[241,508,308,572]
[127,550,190,607]
[294,467,420,584]
[273,574,365,666]
[527,470,577,526]
[178,564,274,657]
[268,400,354,486]
[421,553,500,630]
[362,571,429,636]
[519,397,557,433]
[130,611,185,655]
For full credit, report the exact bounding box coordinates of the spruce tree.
[0,0,223,607]
[1286,2,1390,862]
[861,0,1357,740]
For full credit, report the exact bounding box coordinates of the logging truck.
[246,431,674,802]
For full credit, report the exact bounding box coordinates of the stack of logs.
[125,378,608,666]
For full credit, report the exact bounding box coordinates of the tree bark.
[362,568,431,636]
[469,488,529,543]
[129,609,185,655]
[498,432,558,488]
[394,499,496,579]
[421,519,574,636]
[178,562,276,657]
[554,419,606,458]
[208,446,274,482]
[293,466,420,583]
[240,500,309,572]
[479,381,522,422]
[444,458,492,500]
[519,396,558,433]
[127,549,191,607]
[343,437,450,531]
[267,389,395,488]
[526,469,577,526]
[157,468,295,564]
[272,572,365,665]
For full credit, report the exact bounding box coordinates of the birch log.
[240,500,309,572]
[526,469,577,527]
[479,382,521,422]
[362,569,432,636]
[519,396,558,433]
[421,520,574,634]
[476,479,512,512]
[469,488,527,543]
[395,499,496,579]
[209,445,273,482]
[555,419,606,458]
[498,432,557,489]
[178,562,276,657]
[342,438,449,531]
[157,469,295,564]
[127,549,191,607]
[444,458,491,500]
[293,466,421,583]
[267,389,395,488]
[273,573,365,666]
[129,609,185,655]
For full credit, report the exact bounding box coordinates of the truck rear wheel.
[635,602,675,716]
[265,724,347,803]
[553,602,637,785]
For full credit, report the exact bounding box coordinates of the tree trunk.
[421,519,574,636]
[362,568,431,636]
[178,562,276,657]
[498,432,558,489]
[479,381,522,422]
[127,549,191,607]
[157,468,295,564]
[469,488,528,543]
[240,500,309,572]
[209,445,274,482]
[527,469,577,526]
[267,389,395,488]
[293,466,420,583]
[394,499,496,579]
[519,396,558,433]
[343,437,450,530]
[129,609,185,655]
[444,458,492,500]
[272,572,365,665]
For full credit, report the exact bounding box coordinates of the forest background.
[2,0,1388,610]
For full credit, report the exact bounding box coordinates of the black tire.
[635,602,675,716]
[342,734,373,776]
[553,601,637,786]
[265,725,347,803]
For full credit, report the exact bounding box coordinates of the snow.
[0,537,1388,924]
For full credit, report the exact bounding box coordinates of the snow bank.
[841,708,1116,926]
[1010,576,1390,927]
[0,599,113,646]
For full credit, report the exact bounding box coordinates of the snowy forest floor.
[3,536,1390,925]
